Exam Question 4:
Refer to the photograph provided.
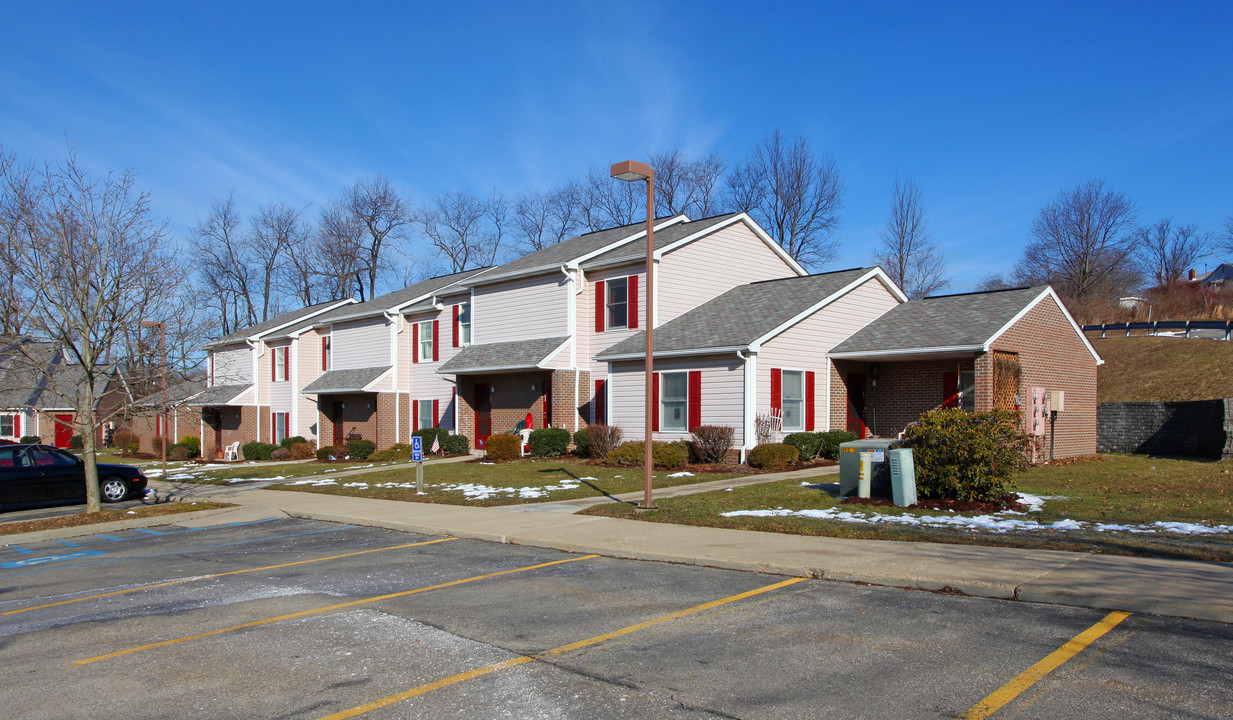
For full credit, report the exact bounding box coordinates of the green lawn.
[580,454,1233,563]
[269,459,746,506]
[155,459,402,484]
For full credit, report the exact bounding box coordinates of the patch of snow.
[667,471,695,478]
[480,462,495,465]
[285,479,338,486]
[343,482,370,488]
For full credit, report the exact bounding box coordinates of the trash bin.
[887,447,917,507]
[838,439,895,497]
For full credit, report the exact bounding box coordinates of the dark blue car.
[0,444,147,510]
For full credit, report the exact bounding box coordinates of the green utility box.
[887,447,917,507]
[838,439,895,497]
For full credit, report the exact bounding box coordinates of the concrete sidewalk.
[8,472,1232,624]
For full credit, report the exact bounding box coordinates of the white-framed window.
[0,412,19,439]
[959,371,976,413]
[273,346,289,382]
[274,412,289,445]
[418,322,433,363]
[661,371,688,431]
[607,277,628,329]
[781,370,805,432]
[457,303,471,346]
[416,399,435,431]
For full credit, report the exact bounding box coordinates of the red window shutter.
[283,347,290,378]
[651,372,660,431]
[14,414,20,437]
[805,371,816,431]
[628,275,639,329]
[943,372,959,408]
[688,370,701,431]
[595,281,605,332]
[452,305,460,348]
[412,326,419,363]
[433,321,440,362]
[594,379,606,424]
[433,399,440,428]
[321,337,328,371]
[770,368,782,412]
[413,400,419,430]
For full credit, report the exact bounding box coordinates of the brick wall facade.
[550,368,589,431]
[201,405,261,459]
[316,393,378,448]
[862,358,975,437]
[455,371,558,450]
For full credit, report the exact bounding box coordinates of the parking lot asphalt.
[2,518,1231,719]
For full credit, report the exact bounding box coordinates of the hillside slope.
[1092,336,1233,402]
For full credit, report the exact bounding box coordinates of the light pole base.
[635,504,658,511]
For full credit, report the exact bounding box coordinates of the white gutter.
[384,310,402,444]
[738,349,757,464]
[827,345,985,360]
[598,345,750,362]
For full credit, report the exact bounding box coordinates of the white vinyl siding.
[657,221,799,322]
[212,345,251,385]
[331,318,391,370]
[583,264,647,388]
[609,355,745,445]
[472,274,568,344]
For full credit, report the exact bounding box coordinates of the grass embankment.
[0,501,234,536]
[270,459,746,506]
[581,454,1233,562]
[1092,336,1233,402]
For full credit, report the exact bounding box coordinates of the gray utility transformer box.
[838,439,896,497]
[887,447,917,507]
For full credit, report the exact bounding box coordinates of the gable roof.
[301,366,392,394]
[438,336,570,374]
[310,268,492,326]
[132,378,208,408]
[596,268,891,360]
[188,383,253,407]
[205,298,356,349]
[0,337,59,409]
[830,285,1103,364]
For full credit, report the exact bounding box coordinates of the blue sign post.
[412,436,424,493]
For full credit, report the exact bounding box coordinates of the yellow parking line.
[5,538,456,616]
[74,554,600,666]
[319,576,807,720]
[958,610,1132,719]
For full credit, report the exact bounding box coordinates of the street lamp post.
[610,160,656,510]
[141,321,167,480]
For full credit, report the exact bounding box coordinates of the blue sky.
[2,1,1230,289]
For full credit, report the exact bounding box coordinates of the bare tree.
[420,190,494,272]
[975,273,1014,292]
[316,199,368,301]
[1014,179,1140,304]
[1221,217,1233,255]
[189,193,255,334]
[650,147,728,218]
[344,176,413,300]
[872,178,949,298]
[578,167,643,232]
[512,182,582,254]
[727,130,843,268]
[0,145,180,512]
[1134,219,1210,287]
[248,201,309,319]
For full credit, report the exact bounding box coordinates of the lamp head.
[610,159,653,182]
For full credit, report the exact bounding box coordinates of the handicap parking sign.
[411,436,423,463]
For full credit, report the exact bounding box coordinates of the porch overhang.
[300,366,392,395]
[187,384,254,407]
[827,345,985,363]
[438,337,569,376]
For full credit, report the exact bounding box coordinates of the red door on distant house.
[213,415,223,458]
[332,402,345,445]
[54,414,74,448]
[474,383,492,449]
[845,375,867,439]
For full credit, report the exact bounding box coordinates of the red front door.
[54,414,74,448]
[845,375,867,439]
[474,383,492,449]
[332,402,345,445]
[213,415,223,458]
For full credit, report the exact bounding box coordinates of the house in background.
[124,378,207,452]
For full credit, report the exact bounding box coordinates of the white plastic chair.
[518,428,532,457]
[222,441,240,461]
[769,408,784,443]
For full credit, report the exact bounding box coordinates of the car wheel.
[100,477,129,503]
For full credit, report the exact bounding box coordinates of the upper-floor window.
[456,303,471,346]
[272,346,289,382]
[0,412,19,439]
[661,371,688,431]
[780,370,805,432]
[321,336,331,372]
[418,322,433,363]
[607,278,628,329]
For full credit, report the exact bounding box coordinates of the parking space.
[1,518,1230,719]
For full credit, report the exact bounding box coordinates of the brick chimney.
[1189,268,1197,281]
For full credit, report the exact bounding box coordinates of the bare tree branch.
[1134,218,1210,286]
[649,147,728,218]
[872,177,949,299]
[343,176,412,300]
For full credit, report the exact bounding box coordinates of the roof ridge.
[748,267,869,285]
[921,285,1040,300]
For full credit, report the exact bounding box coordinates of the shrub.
[280,435,307,450]
[817,430,858,460]
[288,441,316,460]
[371,443,413,461]
[691,425,735,463]
[572,429,589,457]
[412,428,465,455]
[529,427,571,457]
[485,433,522,461]
[168,444,190,461]
[442,434,470,455]
[270,447,291,461]
[69,434,84,450]
[242,441,276,461]
[347,438,376,461]
[20,435,41,444]
[783,432,822,461]
[747,443,799,471]
[603,440,689,469]
[179,435,200,458]
[150,436,167,454]
[316,445,344,461]
[899,409,1030,503]
[583,424,623,460]
[113,431,138,451]
[126,441,140,454]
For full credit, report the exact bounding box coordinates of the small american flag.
[430,435,441,454]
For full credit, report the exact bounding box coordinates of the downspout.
[564,265,585,432]
[384,310,403,444]
[738,349,757,464]
[248,338,264,443]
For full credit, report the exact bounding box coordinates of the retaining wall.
[1097,399,1233,459]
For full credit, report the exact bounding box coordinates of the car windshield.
[27,447,78,467]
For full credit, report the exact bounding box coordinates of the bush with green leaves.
[411,428,469,455]
[20,435,41,444]
[347,438,376,461]
[572,429,589,457]
[583,424,623,460]
[168,444,191,461]
[270,447,291,461]
[113,431,137,452]
[279,435,307,450]
[242,441,276,461]
[782,432,821,461]
[529,427,571,457]
[178,435,200,458]
[69,434,83,450]
[817,430,858,460]
[898,409,1030,503]
[747,443,799,471]
[371,443,413,461]
[288,441,315,460]
[316,445,344,461]
[603,440,689,469]
[485,433,522,461]
[691,425,735,463]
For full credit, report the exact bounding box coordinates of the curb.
[0,506,251,545]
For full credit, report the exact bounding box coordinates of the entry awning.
[187,384,253,407]
[438,337,569,375]
[301,366,392,395]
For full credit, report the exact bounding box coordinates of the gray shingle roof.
[132,378,208,408]
[0,338,58,409]
[309,268,491,326]
[596,269,879,359]
[830,286,1047,355]
[205,299,354,348]
[438,337,569,374]
[301,366,391,394]
[580,213,741,268]
[187,384,252,407]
